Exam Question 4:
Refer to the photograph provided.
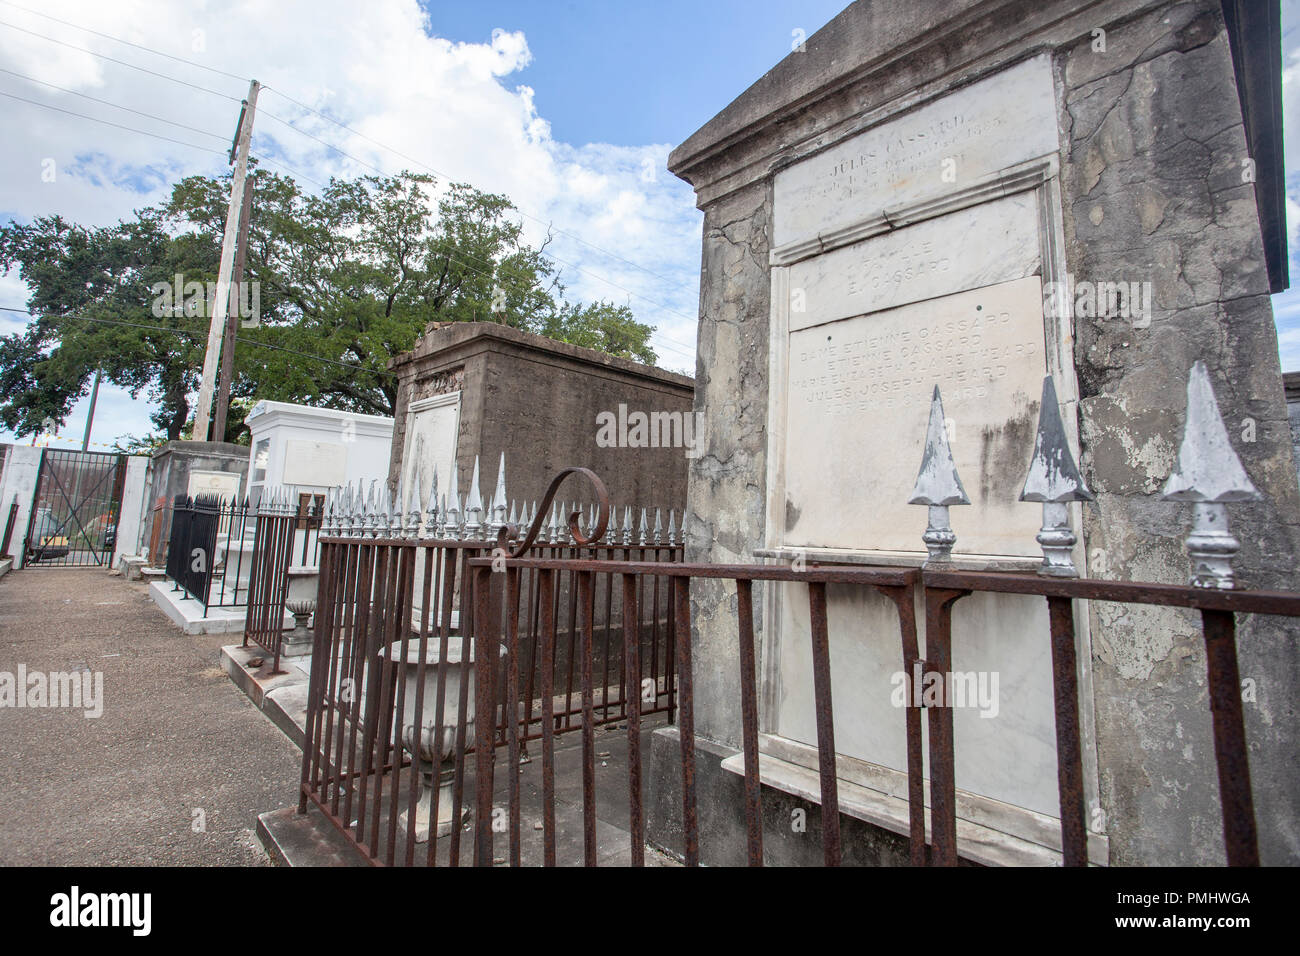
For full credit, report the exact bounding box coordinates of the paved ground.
[0,568,302,865]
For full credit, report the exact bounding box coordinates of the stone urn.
[382,637,488,842]
[282,599,315,658]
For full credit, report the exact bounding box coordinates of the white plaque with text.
[283,440,347,487]
[773,54,1057,248]
[783,275,1046,555]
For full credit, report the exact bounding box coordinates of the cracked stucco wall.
[683,180,772,748]
[1060,1,1300,864]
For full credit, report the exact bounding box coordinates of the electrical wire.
[0,65,230,142]
[0,18,242,101]
[0,0,249,81]
[0,88,227,155]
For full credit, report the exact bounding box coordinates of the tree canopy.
[0,168,658,444]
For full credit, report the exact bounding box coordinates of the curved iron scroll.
[495,466,610,558]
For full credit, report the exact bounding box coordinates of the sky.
[0,0,1297,450]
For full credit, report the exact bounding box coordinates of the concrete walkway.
[0,568,302,865]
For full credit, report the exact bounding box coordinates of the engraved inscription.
[791,307,1038,415]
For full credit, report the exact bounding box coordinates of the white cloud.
[0,0,702,444]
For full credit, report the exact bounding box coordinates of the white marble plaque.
[784,275,1046,555]
[786,192,1040,332]
[773,54,1058,248]
[401,393,461,505]
[283,440,347,486]
[187,469,241,501]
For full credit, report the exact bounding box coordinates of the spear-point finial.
[908,386,969,564]
[492,452,508,533]
[465,454,483,537]
[405,471,422,538]
[1021,375,1094,577]
[667,509,677,546]
[444,463,461,537]
[425,465,439,536]
[364,480,378,536]
[1161,361,1261,588]
[622,506,633,546]
[653,507,663,545]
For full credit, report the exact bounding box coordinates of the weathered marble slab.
[775,584,1060,819]
[773,53,1057,248]
[783,275,1046,555]
[283,439,347,487]
[187,469,242,500]
[786,192,1040,333]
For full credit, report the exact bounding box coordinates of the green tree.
[0,168,659,441]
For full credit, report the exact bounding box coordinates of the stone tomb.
[760,54,1071,836]
[663,1,1299,866]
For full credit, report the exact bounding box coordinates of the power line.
[0,11,696,359]
[0,89,227,155]
[0,66,229,142]
[0,0,249,81]
[0,18,242,102]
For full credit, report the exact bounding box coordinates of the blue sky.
[419,0,847,146]
[0,0,1297,450]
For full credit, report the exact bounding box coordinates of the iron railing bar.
[578,569,598,866]
[923,587,968,867]
[622,573,645,865]
[1047,595,1088,866]
[806,581,842,867]
[924,569,1300,615]
[505,566,523,867]
[1201,608,1259,865]
[538,568,558,867]
[673,576,699,866]
[736,578,764,866]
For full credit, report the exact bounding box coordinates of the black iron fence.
[22,448,125,568]
[165,494,254,612]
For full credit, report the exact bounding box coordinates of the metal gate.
[23,449,127,568]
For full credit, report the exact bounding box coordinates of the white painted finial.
[1020,375,1094,577]
[1161,361,1261,588]
[908,386,968,563]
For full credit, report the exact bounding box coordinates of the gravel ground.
[0,569,302,865]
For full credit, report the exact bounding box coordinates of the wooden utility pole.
[212,173,254,443]
[193,78,259,444]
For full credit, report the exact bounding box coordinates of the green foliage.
[0,168,659,442]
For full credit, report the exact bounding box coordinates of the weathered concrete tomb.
[653,0,1298,865]
[388,321,695,519]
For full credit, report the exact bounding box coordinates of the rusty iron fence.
[243,488,322,671]
[296,465,684,865]
[294,362,1297,867]
[462,552,1297,869]
[1,493,18,560]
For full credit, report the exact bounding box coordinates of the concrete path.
[0,569,302,865]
